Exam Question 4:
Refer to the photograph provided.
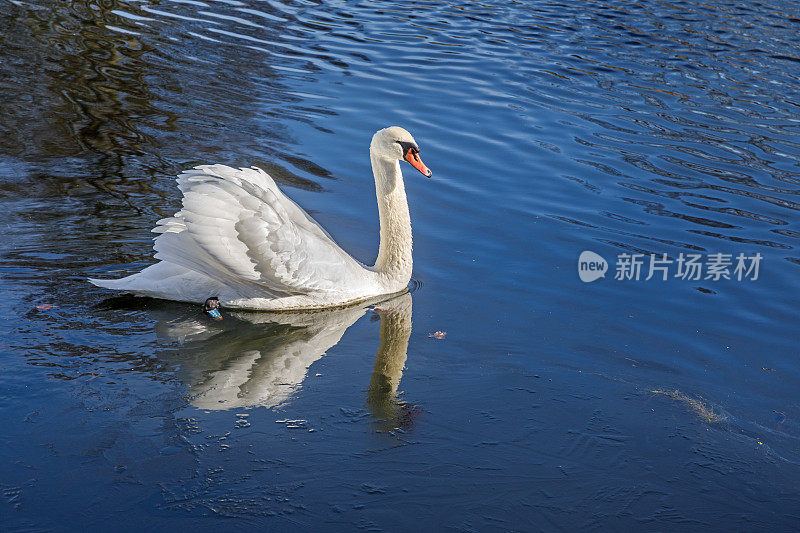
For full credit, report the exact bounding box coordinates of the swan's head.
[371,126,432,178]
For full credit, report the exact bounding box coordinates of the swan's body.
[89,127,430,310]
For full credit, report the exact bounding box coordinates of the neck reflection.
[366,293,418,430]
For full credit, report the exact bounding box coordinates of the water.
[1,0,799,529]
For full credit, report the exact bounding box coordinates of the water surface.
[1,0,799,530]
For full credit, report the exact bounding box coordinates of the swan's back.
[91,165,377,307]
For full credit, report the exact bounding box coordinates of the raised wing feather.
[152,165,366,297]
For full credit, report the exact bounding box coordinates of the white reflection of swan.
[156,293,412,411]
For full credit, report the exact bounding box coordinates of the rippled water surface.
[2,0,800,529]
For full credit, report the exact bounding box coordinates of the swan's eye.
[396,140,419,156]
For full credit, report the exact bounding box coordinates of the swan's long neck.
[371,152,412,288]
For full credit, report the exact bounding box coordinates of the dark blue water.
[2,0,799,529]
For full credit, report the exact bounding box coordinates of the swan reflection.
[155,293,412,415]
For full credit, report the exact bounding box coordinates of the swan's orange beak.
[403,148,432,178]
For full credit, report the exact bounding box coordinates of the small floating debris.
[428,330,446,340]
[35,304,55,310]
[651,389,726,423]
[203,297,222,320]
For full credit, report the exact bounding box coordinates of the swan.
[89,127,431,310]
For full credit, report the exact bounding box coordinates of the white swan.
[89,127,431,310]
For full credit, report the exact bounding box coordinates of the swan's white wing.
[152,165,366,297]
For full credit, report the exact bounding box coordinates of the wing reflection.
[155,293,412,413]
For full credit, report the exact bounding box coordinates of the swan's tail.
[88,276,133,291]
[88,262,224,304]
